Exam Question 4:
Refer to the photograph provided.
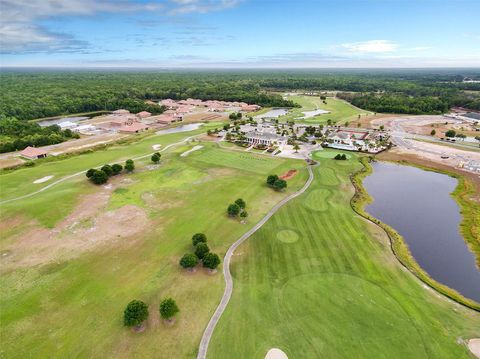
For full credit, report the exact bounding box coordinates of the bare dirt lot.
[1,181,149,270]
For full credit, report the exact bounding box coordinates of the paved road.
[0,135,197,205]
[197,163,318,359]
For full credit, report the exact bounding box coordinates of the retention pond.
[363,161,480,303]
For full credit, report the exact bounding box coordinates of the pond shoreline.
[351,156,480,311]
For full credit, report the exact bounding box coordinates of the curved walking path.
[0,135,196,205]
[197,163,318,359]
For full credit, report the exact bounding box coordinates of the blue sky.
[1,0,479,67]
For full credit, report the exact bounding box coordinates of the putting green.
[317,167,339,186]
[303,189,331,211]
[280,274,428,358]
[313,151,352,160]
[277,230,299,243]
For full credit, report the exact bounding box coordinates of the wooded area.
[1,70,479,121]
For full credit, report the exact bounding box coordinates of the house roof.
[137,111,151,118]
[246,130,286,141]
[20,146,48,157]
[119,122,149,132]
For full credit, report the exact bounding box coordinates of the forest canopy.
[0,69,479,121]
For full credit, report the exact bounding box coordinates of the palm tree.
[293,143,300,153]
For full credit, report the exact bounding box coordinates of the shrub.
[125,159,135,172]
[179,253,198,269]
[159,298,179,320]
[273,179,287,191]
[234,198,246,209]
[86,168,96,178]
[151,153,161,163]
[101,164,113,177]
[90,170,108,185]
[227,203,240,217]
[266,174,279,187]
[123,300,149,327]
[445,129,456,138]
[112,163,123,175]
[192,233,207,246]
[194,242,210,259]
[203,252,220,270]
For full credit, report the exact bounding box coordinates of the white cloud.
[0,0,240,54]
[342,40,398,53]
[168,0,240,15]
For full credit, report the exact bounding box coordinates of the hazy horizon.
[1,0,479,68]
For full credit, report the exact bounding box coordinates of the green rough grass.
[0,124,220,204]
[279,95,370,124]
[208,150,480,359]
[0,140,308,358]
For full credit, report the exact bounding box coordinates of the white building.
[246,131,287,146]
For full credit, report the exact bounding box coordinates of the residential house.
[20,146,48,160]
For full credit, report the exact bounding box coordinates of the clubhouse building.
[246,130,287,147]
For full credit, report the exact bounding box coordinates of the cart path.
[0,135,196,205]
[197,163,317,359]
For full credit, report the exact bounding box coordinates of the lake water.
[155,123,202,135]
[38,116,89,127]
[363,162,480,303]
[254,108,289,119]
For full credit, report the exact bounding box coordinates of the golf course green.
[0,129,308,358]
[207,150,480,358]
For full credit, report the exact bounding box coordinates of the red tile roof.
[119,122,149,133]
[20,146,48,158]
[137,111,151,118]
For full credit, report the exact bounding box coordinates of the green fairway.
[0,139,308,358]
[208,150,480,358]
[279,95,370,124]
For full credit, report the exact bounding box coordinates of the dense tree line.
[1,69,479,121]
[0,117,79,153]
[0,71,296,121]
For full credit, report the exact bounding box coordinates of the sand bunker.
[181,145,203,157]
[265,348,288,359]
[279,169,297,180]
[152,144,161,150]
[469,339,480,358]
[33,175,54,184]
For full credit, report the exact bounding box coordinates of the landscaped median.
[350,156,480,311]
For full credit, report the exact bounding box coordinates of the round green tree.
[123,300,149,327]
[112,163,123,175]
[90,170,108,185]
[179,253,198,269]
[125,159,135,172]
[227,203,240,217]
[266,174,279,187]
[273,179,287,191]
[192,233,207,246]
[101,164,113,177]
[240,211,248,219]
[159,298,179,321]
[151,153,161,163]
[203,252,220,270]
[234,198,246,209]
[445,129,456,138]
[194,242,210,259]
[86,168,96,178]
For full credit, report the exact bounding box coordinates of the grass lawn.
[279,95,371,125]
[208,149,480,358]
[0,139,308,358]
[0,123,224,227]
